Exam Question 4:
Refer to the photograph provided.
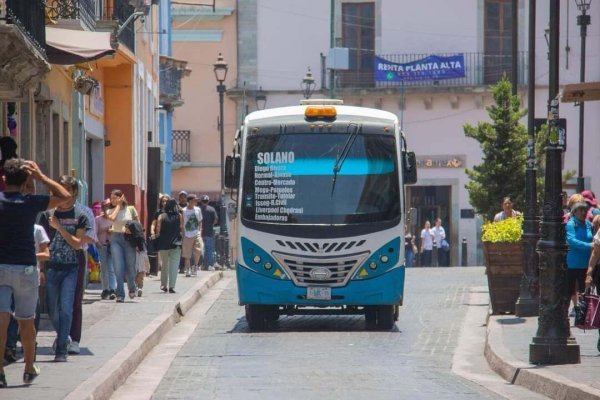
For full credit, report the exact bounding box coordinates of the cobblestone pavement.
[152,267,506,400]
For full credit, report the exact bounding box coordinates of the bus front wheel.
[245,305,277,331]
[365,305,395,330]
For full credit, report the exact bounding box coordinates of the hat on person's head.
[178,190,188,197]
[187,193,197,201]
[581,190,598,207]
[571,202,589,212]
[201,195,209,202]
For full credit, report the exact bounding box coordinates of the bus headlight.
[380,255,389,263]
[264,262,272,270]
[253,255,261,264]
[369,261,378,270]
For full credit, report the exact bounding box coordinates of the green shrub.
[481,216,523,243]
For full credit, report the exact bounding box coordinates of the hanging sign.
[374,54,466,82]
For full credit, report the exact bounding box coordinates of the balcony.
[100,0,136,53]
[0,0,50,99]
[46,0,97,31]
[160,56,190,110]
[172,130,190,162]
[335,51,528,93]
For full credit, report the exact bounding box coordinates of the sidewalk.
[2,270,223,400]
[486,309,600,399]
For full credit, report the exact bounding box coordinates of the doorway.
[406,185,452,266]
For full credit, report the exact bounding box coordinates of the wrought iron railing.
[2,0,46,56]
[172,130,191,162]
[104,0,135,52]
[160,62,182,105]
[336,51,528,89]
[46,0,97,30]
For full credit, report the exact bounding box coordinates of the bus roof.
[245,103,399,126]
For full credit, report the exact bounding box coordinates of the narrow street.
[113,267,546,399]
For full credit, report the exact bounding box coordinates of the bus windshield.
[241,132,400,225]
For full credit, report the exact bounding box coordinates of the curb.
[484,315,600,400]
[65,271,223,400]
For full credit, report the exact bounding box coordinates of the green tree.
[464,77,528,222]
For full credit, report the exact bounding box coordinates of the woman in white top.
[105,189,139,303]
[420,220,434,267]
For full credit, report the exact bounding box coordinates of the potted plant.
[481,216,524,314]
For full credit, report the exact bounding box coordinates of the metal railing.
[2,0,46,56]
[172,130,191,162]
[160,61,182,105]
[46,0,96,30]
[336,51,528,89]
[104,0,135,52]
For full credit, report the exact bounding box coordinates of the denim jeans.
[45,267,78,356]
[159,247,181,289]
[405,250,415,268]
[98,244,116,291]
[202,235,215,267]
[110,233,137,299]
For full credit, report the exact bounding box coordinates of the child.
[124,220,149,297]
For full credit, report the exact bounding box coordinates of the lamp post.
[213,53,229,268]
[575,0,592,193]
[515,0,539,317]
[255,86,267,110]
[529,0,580,365]
[302,67,316,99]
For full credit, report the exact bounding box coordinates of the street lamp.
[301,67,316,99]
[255,86,267,110]
[575,0,592,193]
[213,53,229,268]
[529,0,580,365]
[515,0,539,317]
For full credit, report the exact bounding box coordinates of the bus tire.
[245,305,271,331]
[364,306,377,328]
[375,305,395,330]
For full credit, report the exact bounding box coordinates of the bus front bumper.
[236,263,404,306]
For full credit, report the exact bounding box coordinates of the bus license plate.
[307,287,331,300]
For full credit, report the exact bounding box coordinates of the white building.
[233,0,600,265]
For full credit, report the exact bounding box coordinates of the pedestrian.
[124,220,149,297]
[182,194,203,277]
[420,220,434,267]
[199,195,219,271]
[37,175,92,362]
[150,194,170,236]
[95,199,116,300]
[176,191,188,273]
[493,197,521,222]
[404,225,416,268]
[431,218,447,266]
[105,189,139,303]
[0,136,18,192]
[155,198,184,293]
[564,194,593,318]
[581,190,600,222]
[69,195,97,355]
[585,218,600,353]
[0,159,69,386]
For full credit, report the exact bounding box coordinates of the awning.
[45,27,117,65]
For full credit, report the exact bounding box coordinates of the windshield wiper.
[331,123,361,196]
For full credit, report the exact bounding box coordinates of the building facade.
[233,0,600,265]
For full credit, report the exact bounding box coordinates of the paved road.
[123,267,511,399]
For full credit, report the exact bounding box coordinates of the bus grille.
[274,239,366,253]
[271,251,370,288]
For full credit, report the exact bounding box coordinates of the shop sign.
[416,155,465,169]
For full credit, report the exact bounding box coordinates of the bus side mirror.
[403,151,417,184]
[225,154,241,189]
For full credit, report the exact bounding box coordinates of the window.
[484,0,514,84]
[340,2,375,88]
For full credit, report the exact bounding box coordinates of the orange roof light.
[305,106,337,119]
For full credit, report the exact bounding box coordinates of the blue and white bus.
[224,100,417,330]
